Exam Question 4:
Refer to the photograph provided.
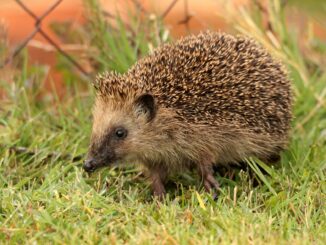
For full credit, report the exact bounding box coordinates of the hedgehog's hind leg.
[259,146,283,165]
[263,154,281,164]
[198,161,220,199]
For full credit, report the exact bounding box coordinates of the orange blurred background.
[0,0,325,95]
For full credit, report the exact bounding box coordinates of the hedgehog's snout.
[83,158,97,173]
[83,147,117,173]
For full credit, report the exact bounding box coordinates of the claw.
[203,174,220,200]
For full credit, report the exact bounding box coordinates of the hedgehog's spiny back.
[127,31,292,136]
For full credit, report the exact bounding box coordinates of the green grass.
[1,1,325,244]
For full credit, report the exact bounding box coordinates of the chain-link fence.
[0,0,193,77]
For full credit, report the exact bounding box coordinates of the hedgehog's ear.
[134,94,157,122]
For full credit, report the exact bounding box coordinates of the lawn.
[0,1,325,244]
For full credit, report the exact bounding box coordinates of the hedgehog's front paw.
[149,167,167,201]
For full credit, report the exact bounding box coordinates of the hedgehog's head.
[83,72,158,172]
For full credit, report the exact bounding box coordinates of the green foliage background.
[0,0,325,244]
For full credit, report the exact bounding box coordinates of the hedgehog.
[83,31,292,198]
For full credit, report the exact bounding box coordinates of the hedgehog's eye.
[114,127,128,139]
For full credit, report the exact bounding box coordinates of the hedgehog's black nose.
[83,158,96,172]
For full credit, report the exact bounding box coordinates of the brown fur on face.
[84,31,292,198]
